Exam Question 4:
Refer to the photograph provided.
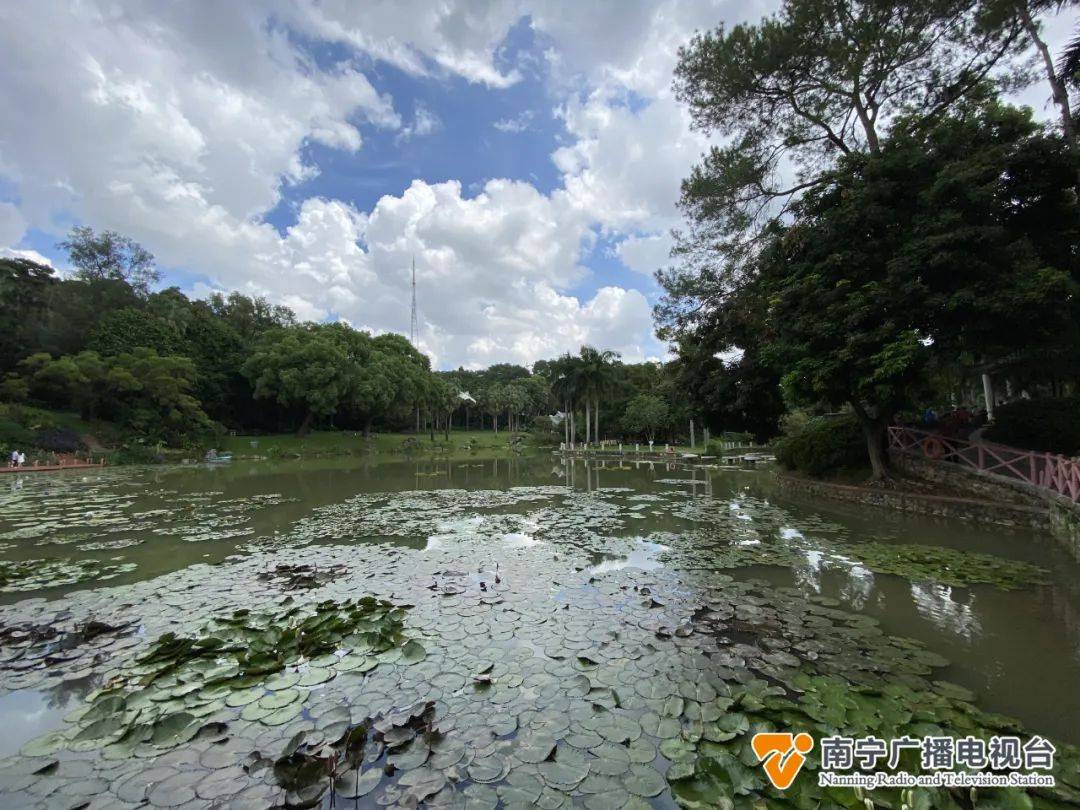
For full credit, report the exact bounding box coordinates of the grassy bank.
[217,429,549,461]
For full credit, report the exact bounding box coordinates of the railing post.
[977,444,984,471]
[1030,453,1037,486]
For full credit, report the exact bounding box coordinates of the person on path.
[17,452,25,468]
[9,449,17,468]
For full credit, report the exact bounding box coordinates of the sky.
[0,1,1074,370]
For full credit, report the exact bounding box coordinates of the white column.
[982,373,995,423]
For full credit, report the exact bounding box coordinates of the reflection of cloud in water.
[0,689,68,758]
[501,532,541,548]
[911,583,982,641]
[792,549,825,593]
[838,560,874,610]
[783,526,875,608]
[588,539,669,576]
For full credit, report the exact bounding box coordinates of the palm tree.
[550,353,582,448]
[577,346,620,444]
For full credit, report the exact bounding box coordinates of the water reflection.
[911,583,983,641]
[0,687,76,758]
[2,453,1079,744]
[587,538,669,576]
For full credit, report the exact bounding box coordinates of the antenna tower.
[409,256,418,345]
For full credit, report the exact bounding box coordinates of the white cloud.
[397,103,443,142]
[0,248,55,267]
[616,233,673,277]
[285,0,525,88]
[0,202,26,248]
[1,0,1072,371]
[494,110,534,133]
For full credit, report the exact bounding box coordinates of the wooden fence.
[887,426,1080,504]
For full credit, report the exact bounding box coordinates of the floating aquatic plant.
[0,558,137,592]
[0,473,1073,808]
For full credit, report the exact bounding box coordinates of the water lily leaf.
[469,754,510,783]
[20,730,69,758]
[401,640,427,664]
[297,667,334,687]
[516,733,557,763]
[151,712,199,747]
[334,767,382,799]
[537,747,591,790]
[261,703,303,726]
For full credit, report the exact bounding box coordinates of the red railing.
[888,426,1080,504]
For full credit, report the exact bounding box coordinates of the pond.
[0,453,1077,808]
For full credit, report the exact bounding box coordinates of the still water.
[0,452,1076,807]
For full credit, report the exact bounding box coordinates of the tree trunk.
[445,410,451,440]
[297,409,315,437]
[1018,2,1078,159]
[849,400,890,481]
[594,397,600,443]
[363,416,373,438]
[585,400,591,444]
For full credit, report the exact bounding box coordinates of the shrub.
[0,419,34,454]
[32,427,85,453]
[985,397,1080,456]
[527,415,560,446]
[773,413,867,477]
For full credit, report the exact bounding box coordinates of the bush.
[0,419,34,454]
[32,427,85,453]
[985,397,1080,456]
[528,415,560,446]
[773,413,867,477]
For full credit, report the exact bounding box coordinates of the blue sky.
[0,1,1073,368]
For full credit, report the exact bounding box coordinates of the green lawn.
[217,429,547,461]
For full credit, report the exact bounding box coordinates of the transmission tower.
[409,256,418,345]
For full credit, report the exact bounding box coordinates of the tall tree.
[760,101,1079,478]
[59,226,160,296]
[662,0,1026,341]
[577,346,620,442]
[0,258,57,372]
[621,395,671,444]
[242,325,352,436]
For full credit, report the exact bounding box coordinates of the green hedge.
[985,397,1080,456]
[774,413,867,477]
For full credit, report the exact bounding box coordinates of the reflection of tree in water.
[43,671,101,711]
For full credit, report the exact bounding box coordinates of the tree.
[547,353,584,447]
[502,381,530,433]
[208,291,295,340]
[59,226,159,296]
[241,325,352,435]
[106,348,213,444]
[576,346,620,442]
[348,333,432,436]
[88,307,185,357]
[983,0,1078,159]
[622,395,671,444]
[21,351,109,416]
[761,101,1079,478]
[480,384,506,433]
[661,0,1026,340]
[0,258,57,373]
